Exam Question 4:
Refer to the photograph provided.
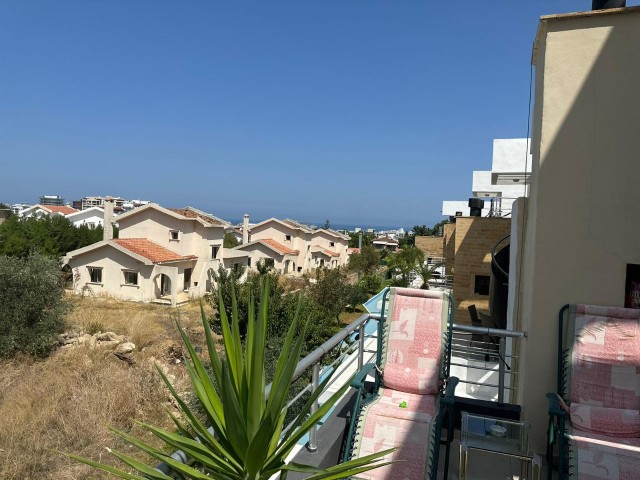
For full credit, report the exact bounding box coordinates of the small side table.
[459,412,541,480]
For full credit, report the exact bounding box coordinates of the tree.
[223,231,239,248]
[412,220,447,237]
[0,215,110,258]
[347,245,381,276]
[347,231,375,248]
[323,219,331,229]
[387,246,424,287]
[358,273,384,295]
[415,261,444,290]
[68,282,392,479]
[307,267,355,325]
[0,252,69,357]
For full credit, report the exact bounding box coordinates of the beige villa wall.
[452,217,511,324]
[239,242,286,273]
[118,208,225,295]
[415,236,444,259]
[250,222,308,270]
[518,9,640,447]
[310,231,349,266]
[118,208,197,256]
[67,245,155,302]
[443,223,456,275]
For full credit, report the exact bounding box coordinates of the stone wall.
[414,236,443,259]
[451,217,511,324]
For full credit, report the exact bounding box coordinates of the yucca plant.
[66,281,393,479]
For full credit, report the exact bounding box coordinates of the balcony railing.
[156,313,526,474]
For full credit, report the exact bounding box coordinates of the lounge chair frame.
[343,287,458,480]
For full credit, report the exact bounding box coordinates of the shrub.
[359,273,383,295]
[0,253,69,357]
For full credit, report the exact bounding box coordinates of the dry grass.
[0,296,214,480]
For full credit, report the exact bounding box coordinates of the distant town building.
[10,203,31,215]
[372,236,398,251]
[40,195,65,206]
[20,204,79,219]
[81,196,125,211]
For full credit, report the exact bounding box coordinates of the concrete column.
[103,197,114,241]
[242,214,250,244]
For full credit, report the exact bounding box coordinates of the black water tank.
[469,198,484,217]
[468,198,485,209]
[593,0,625,8]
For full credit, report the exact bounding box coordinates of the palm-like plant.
[415,262,444,290]
[66,281,392,479]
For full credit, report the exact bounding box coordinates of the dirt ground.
[0,295,217,480]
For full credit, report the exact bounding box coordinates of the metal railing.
[156,316,526,474]
[155,312,380,474]
[450,324,525,405]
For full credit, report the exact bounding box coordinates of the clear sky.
[2,1,635,228]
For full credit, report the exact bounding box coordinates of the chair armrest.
[351,363,377,389]
[442,377,459,405]
[547,392,568,417]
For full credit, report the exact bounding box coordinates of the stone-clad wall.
[451,217,511,324]
[414,236,443,259]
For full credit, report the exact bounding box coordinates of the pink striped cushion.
[570,305,640,437]
[354,388,437,480]
[569,429,640,479]
[383,288,444,394]
[570,404,640,437]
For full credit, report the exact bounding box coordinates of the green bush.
[359,274,383,295]
[0,253,69,357]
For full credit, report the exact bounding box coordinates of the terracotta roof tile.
[323,249,340,257]
[114,238,197,263]
[261,238,299,255]
[168,207,227,226]
[43,205,79,215]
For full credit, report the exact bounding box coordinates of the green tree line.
[0,215,115,258]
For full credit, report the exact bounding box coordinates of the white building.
[442,138,532,217]
[65,207,105,228]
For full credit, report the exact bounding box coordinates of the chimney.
[592,0,625,9]
[242,214,250,244]
[103,197,114,241]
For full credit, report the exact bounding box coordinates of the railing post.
[498,337,505,405]
[358,324,365,370]
[307,362,320,452]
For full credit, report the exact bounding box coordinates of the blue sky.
[2,1,633,228]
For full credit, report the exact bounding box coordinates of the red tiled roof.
[114,238,197,263]
[348,248,361,254]
[261,238,299,255]
[43,205,79,215]
[168,208,225,226]
[323,249,340,257]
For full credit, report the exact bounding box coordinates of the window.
[88,267,102,283]
[297,267,302,273]
[473,275,491,296]
[330,241,335,247]
[285,234,291,241]
[170,230,179,241]
[247,258,252,268]
[123,270,138,285]
[211,245,220,259]
[86,222,95,229]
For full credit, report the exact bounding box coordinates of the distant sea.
[226,219,408,232]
